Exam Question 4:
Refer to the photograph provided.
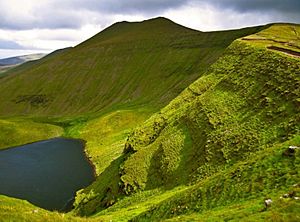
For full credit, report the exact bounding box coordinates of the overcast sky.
[0,0,299,59]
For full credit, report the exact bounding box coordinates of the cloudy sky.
[0,0,299,58]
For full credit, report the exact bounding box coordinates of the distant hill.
[0,53,46,66]
[0,53,46,74]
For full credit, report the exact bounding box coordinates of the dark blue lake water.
[0,138,95,211]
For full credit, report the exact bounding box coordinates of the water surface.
[0,138,95,211]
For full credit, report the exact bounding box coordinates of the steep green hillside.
[72,24,300,220]
[121,36,300,192]
[0,18,265,117]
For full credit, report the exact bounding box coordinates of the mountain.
[0,17,265,117]
[0,18,299,221]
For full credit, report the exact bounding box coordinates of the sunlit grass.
[0,118,63,150]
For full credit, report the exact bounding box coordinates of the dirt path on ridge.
[267,46,300,58]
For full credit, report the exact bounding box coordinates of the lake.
[0,138,95,211]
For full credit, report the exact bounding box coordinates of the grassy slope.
[121,37,300,192]
[0,118,63,149]
[131,136,300,221]
[0,65,17,75]
[0,195,96,222]
[91,136,300,221]
[72,24,300,220]
[0,18,265,118]
[75,109,152,175]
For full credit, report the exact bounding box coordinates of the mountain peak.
[105,16,181,33]
[140,16,173,23]
[79,17,198,46]
[115,17,173,25]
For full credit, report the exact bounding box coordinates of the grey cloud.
[58,0,188,14]
[0,0,299,31]
[62,0,300,15]
[0,9,84,30]
[0,0,189,30]
[0,39,24,49]
[202,0,300,26]
[0,18,82,30]
[206,0,300,13]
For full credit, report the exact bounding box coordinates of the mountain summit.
[80,17,198,45]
